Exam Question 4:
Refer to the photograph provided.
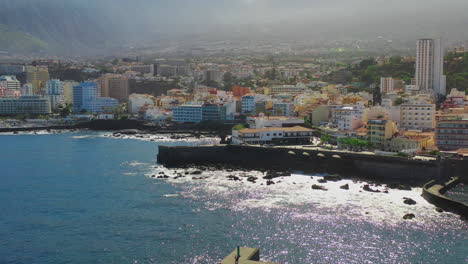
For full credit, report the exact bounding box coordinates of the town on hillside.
[0,39,467,159]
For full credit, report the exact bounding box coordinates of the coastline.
[0,119,225,137]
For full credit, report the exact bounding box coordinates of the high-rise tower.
[415,38,446,96]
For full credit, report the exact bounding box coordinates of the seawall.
[422,178,468,218]
[157,145,459,183]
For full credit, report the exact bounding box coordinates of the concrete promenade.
[422,178,468,218]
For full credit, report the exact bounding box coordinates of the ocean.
[0,132,466,264]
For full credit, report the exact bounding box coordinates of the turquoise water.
[0,132,467,264]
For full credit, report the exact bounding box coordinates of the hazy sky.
[1,0,467,52]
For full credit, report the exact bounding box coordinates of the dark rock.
[266,180,275,186]
[387,184,412,191]
[192,176,209,180]
[227,175,241,181]
[247,177,258,183]
[318,179,328,183]
[191,171,203,175]
[263,171,290,180]
[403,198,417,205]
[151,175,156,178]
[435,208,444,213]
[312,184,327,190]
[363,184,380,193]
[383,190,389,193]
[403,213,415,220]
[340,184,350,190]
[157,175,169,179]
[323,174,342,182]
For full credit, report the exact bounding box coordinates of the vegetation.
[396,152,410,158]
[322,52,468,92]
[338,137,371,150]
[445,52,468,91]
[232,124,247,130]
[59,104,73,118]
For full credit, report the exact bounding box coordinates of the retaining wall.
[157,145,445,183]
[422,178,468,218]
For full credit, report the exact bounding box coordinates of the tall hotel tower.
[415,38,446,96]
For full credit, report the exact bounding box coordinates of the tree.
[320,134,332,145]
[232,124,247,130]
[389,56,402,65]
[394,97,406,106]
[60,104,73,118]
[373,86,382,106]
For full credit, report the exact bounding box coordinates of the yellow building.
[26,66,50,95]
[367,118,398,147]
[63,81,78,105]
[385,134,434,153]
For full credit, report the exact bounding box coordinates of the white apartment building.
[270,85,306,95]
[232,126,313,145]
[330,102,365,131]
[400,102,436,131]
[380,77,395,93]
[129,94,155,114]
[415,38,446,96]
[247,115,305,129]
[0,75,21,91]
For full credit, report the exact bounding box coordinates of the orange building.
[232,85,250,98]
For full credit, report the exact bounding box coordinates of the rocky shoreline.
[147,164,448,221]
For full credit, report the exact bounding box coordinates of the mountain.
[0,0,127,54]
[0,24,48,53]
[0,0,467,56]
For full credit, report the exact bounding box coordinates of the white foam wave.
[102,133,221,145]
[146,166,455,225]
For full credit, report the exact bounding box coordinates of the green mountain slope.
[0,24,48,53]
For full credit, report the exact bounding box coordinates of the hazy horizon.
[0,0,467,55]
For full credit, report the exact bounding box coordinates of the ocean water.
[0,132,466,264]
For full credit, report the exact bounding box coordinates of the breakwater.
[157,145,468,184]
[422,178,468,218]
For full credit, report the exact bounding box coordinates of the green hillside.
[0,24,48,53]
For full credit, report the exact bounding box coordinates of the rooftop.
[239,126,313,134]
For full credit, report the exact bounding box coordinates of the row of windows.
[402,117,432,120]
[401,107,433,110]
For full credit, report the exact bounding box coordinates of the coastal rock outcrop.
[403,213,416,220]
[247,176,258,183]
[192,176,209,180]
[263,171,291,180]
[227,175,241,181]
[312,184,327,191]
[266,180,275,186]
[363,184,380,193]
[387,183,412,191]
[323,174,342,182]
[403,197,417,205]
[340,184,350,190]
[318,179,328,183]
